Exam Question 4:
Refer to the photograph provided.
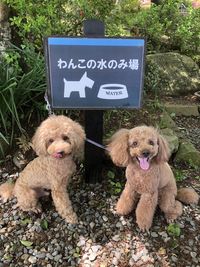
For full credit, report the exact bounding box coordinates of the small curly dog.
[108,125,199,231]
[0,115,85,224]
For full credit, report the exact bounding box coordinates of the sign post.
[44,21,146,183]
[84,20,104,183]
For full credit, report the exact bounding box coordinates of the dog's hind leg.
[14,184,41,213]
[159,185,183,222]
[0,183,15,203]
[116,182,138,215]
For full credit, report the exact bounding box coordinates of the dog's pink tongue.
[138,157,149,170]
[52,153,63,159]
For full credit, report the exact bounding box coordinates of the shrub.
[4,0,116,49]
[0,44,46,156]
[128,0,200,58]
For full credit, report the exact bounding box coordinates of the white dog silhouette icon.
[63,72,94,98]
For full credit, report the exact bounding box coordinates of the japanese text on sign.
[57,58,139,70]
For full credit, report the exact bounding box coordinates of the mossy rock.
[174,140,200,167]
[158,111,177,130]
[146,52,200,96]
[164,104,199,117]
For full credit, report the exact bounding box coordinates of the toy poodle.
[0,115,85,224]
[108,125,199,231]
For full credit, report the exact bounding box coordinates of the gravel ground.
[0,163,200,267]
[0,110,200,267]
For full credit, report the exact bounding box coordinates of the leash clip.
[44,92,54,116]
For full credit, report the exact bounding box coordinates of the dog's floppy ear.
[32,120,49,156]
[156,133,170,163]
[107,129,130,167]
[68,121,86,160]
[32,118,52,156]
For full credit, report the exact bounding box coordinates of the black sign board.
[45,37,145,109]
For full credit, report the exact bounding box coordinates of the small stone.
[54,254,62,261]
[89,222,95,229]
[191,252,197,258]
[77,239,85,247]
[151,232,158,237]
[46,253,53,259]
[21,254,29,261]
[52,251,58,256]
[112,257,119,265]
[188,239,194,246]
[102,216,108,222]
[0,228,6,234]
[91,245,101,253]
[171,256,178,262]
[112,235,121,242]
[28,256,37,264]
[36,252,46,259]
[116,222,122,228]
[89,252,97,261]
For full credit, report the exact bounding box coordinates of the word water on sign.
[97,84,128,100]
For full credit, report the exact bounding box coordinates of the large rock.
[146,53,200,96]
[164,103,199,117]
[174,140,200,167]
[158,111,177,130]
[0,3,9,22]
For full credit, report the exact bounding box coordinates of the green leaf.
[115,182,122,188]
[115,188,122,194]
[20,240,33,247]
[20,218,32,225]
[3,254,13,260]
[40,219,48,230]
[167,223,181,237]
[73,252,80,258]
[107,171,115,179]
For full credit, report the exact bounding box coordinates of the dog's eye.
[131,141,138,147]
[149,140,154,146]
[63,135,70,143]
[48,138,54,144]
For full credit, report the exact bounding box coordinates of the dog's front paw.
[166,218,175,224]
[116,200,131,215]
[65,213,78,224]
[137,217,152,232]
[31,206,42,214]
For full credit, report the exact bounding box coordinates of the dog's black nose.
[142,150,150,158]
[57,151,65,156]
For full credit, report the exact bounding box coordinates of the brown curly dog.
[108,125,199,231]
[0,115,85,224]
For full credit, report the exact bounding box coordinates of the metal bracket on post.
[84,19,105,183]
